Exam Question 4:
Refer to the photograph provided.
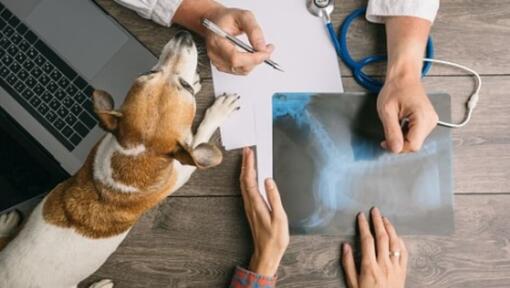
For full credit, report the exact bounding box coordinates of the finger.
[236,10,267,51]
[210,31,270,74]
[214,44,269,74]
[371,208,390,264]
[399,237,408,269]
[214,63,232,74]
[235,45,274,73]
[241,148,259,199]
[232,64,253,76]
[265,43,275,54]
[240,147,256,205]
[382,216,401,266]
[240,147,256,187]
[402,113,436,153]
[378,104,404,153]
[240,148,255,227]
[341,243,359,288]
[358,212,377,265]
[240,148,267,213]
[208,50,231,73]
[208,38,239,68]
[231,51,270,72]
[264,178,287,222]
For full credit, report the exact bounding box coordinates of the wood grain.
[93,0,510,194]
[95,0,510,78]
[171,76,510,196]
[330,0,510,76]
[80,195,510,288]
[74,2,510,288]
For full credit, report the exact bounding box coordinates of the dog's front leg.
[169,94,240,194]
[192,93,240,147]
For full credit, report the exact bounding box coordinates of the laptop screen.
[0,107,68,212]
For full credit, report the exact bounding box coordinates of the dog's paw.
[204,93,240,127]
[89,279,114,288]
[0,210,21,238]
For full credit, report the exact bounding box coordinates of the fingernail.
[343,243,350,254]
[380,141,387,149]
[265,178,274,189]
[372,207,380,216]
[358,212,365,220]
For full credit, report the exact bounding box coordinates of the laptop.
[0,0,157,212]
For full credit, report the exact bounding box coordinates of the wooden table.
[81,1,510,287]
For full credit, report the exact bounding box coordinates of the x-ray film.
[272,93,454,235]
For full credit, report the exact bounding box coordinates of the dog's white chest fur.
[0,198,128,288]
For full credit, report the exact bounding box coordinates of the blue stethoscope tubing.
[326,8,434,93]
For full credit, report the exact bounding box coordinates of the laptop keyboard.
[0,3,98,151]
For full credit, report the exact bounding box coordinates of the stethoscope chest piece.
[307,0,335,22]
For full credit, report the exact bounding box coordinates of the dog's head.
[92,31,221,169]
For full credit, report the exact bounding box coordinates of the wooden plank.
[96,0,510,78]
[80,194,510,288]
[174,76,510,196]
[331,0,510,76]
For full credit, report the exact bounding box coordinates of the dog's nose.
[174,30,194,47]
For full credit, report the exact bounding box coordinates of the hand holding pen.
[201,8,282,74]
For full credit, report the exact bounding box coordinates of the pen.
[201,18,284,72]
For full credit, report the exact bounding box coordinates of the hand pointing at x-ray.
[377,17,439,153]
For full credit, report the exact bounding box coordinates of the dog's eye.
[179,78,195,95]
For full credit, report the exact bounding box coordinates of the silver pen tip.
[274,65,284,72]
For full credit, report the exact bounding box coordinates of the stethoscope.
[306,0,482,128]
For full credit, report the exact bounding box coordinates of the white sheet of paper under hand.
[211,0,343,199]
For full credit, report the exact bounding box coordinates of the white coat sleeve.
[113,0,183,27]
[366,0,440,24]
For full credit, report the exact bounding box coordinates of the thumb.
[403,114,434,152]
[379,106,404,153]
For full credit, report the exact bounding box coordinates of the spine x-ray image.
[272,93,454,235]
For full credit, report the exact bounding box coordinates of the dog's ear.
[172,142,223,169]
[92,90,122,132]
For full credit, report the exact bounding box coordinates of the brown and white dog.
[0,31,239,288]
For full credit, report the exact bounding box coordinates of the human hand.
[342,208,408,288]
[204,7,274,75]
[377,75,438,153]
[240,147,289,277]
[378,16,437,154]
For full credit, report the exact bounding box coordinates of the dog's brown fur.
[0,238,10,251]
[0,32,232,288]
[41,38,206,239]
[42,143,178,238]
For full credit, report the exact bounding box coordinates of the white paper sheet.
[211,0,344,198]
